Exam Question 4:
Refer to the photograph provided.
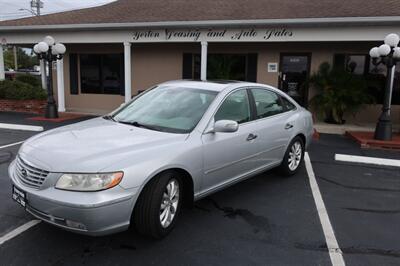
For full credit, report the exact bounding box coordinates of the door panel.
[201,89,258,192]
[201,123,259,191]
[249,88,294,167]
[256,112,298,165]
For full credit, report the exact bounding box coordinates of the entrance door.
[279,54,311,106]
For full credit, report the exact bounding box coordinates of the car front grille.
[15,156,49,189]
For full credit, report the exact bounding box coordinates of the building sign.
[3,25,396,44]
[268,63,278,72]
[131,28,293,42]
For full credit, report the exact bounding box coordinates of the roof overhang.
[1,16,400,32]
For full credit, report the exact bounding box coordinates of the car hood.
[19,118,188,172]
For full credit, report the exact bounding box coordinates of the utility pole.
[13,46,18,70]
[30,0,44,16]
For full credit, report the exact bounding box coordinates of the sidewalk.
[314,122,400,135]
[0,111,95,130]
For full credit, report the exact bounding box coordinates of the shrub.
[0,80,47,100]
[15,74,42,88]
[309,62,374,124]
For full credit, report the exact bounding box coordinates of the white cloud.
[0,0,116,21]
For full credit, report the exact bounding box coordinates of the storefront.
[0,0,400,124]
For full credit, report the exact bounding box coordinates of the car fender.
[100,138,203,192]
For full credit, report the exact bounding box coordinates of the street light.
[33,36,66,118]
[369,33,400,141]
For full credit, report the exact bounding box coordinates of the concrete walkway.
[314,122,400,135]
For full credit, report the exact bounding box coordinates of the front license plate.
[12,185,26,208]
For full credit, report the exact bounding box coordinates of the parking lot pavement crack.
[207,198,271,235]
[340,247,400,258]
[318,176,400,192]
[295,243,400,258]
[342,207,400,214]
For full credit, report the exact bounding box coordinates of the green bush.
[0,80,47,100]
[309,62,374,124]
[15,74,42,88]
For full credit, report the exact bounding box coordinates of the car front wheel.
[279,136,305,176]
[133,171,182,239]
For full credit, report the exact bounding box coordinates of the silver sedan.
[9,80,313,238]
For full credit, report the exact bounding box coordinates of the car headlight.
[55,172,123,192]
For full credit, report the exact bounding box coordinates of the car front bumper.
[8,160,140,236]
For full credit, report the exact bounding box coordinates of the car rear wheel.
[279,136,304,176]
[133,171,182,239]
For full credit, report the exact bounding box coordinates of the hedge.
[15,74,42,88]
[0,80,47,100]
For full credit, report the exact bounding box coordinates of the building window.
[207,54,247,80]
[183,53,258,82]
[80,54,124,95]
[346,55,367,75]
[334,53,399,105]
[333,54,368,75]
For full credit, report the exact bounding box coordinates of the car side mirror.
[213,120,239,133]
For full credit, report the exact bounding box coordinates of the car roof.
[159,80,262,92]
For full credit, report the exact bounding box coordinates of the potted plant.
[309,62,373,124]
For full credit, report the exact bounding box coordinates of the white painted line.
[0,141,24,150]
[335,154,400,168]
[305,152,346,266]
[0,123,43,132]
[0,220,41,246]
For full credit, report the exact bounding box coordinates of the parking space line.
[335,154,400,168]
[305,152,346,266]
[0,123,44,132]
[0,141,25,150]
[0,220,41,246]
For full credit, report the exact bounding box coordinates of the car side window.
[214,90,251,124]
[251,88,284,119]
[281,97,296,111]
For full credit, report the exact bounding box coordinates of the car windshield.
[112,85,218,133]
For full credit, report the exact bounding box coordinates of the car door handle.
[285,123,294,130]
[246,133,258,141]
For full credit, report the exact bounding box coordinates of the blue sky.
[0,0,116,21]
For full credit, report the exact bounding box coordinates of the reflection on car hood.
[19,118,187,172]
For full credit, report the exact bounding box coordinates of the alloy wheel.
[288,141,302,171]
[159,178,180,228]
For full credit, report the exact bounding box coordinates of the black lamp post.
[369,33,400,141]
[33,36,66,119]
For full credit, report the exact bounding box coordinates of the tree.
[3,47,39,70]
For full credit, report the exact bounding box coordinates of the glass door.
[279,54,311,106]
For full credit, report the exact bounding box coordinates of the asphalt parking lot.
[0,112,399,266]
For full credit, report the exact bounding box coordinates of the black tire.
[279,136,305,176]
[133,171,183,239]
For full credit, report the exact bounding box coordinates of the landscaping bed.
[0,98,46,114]
[0,74,46,114]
